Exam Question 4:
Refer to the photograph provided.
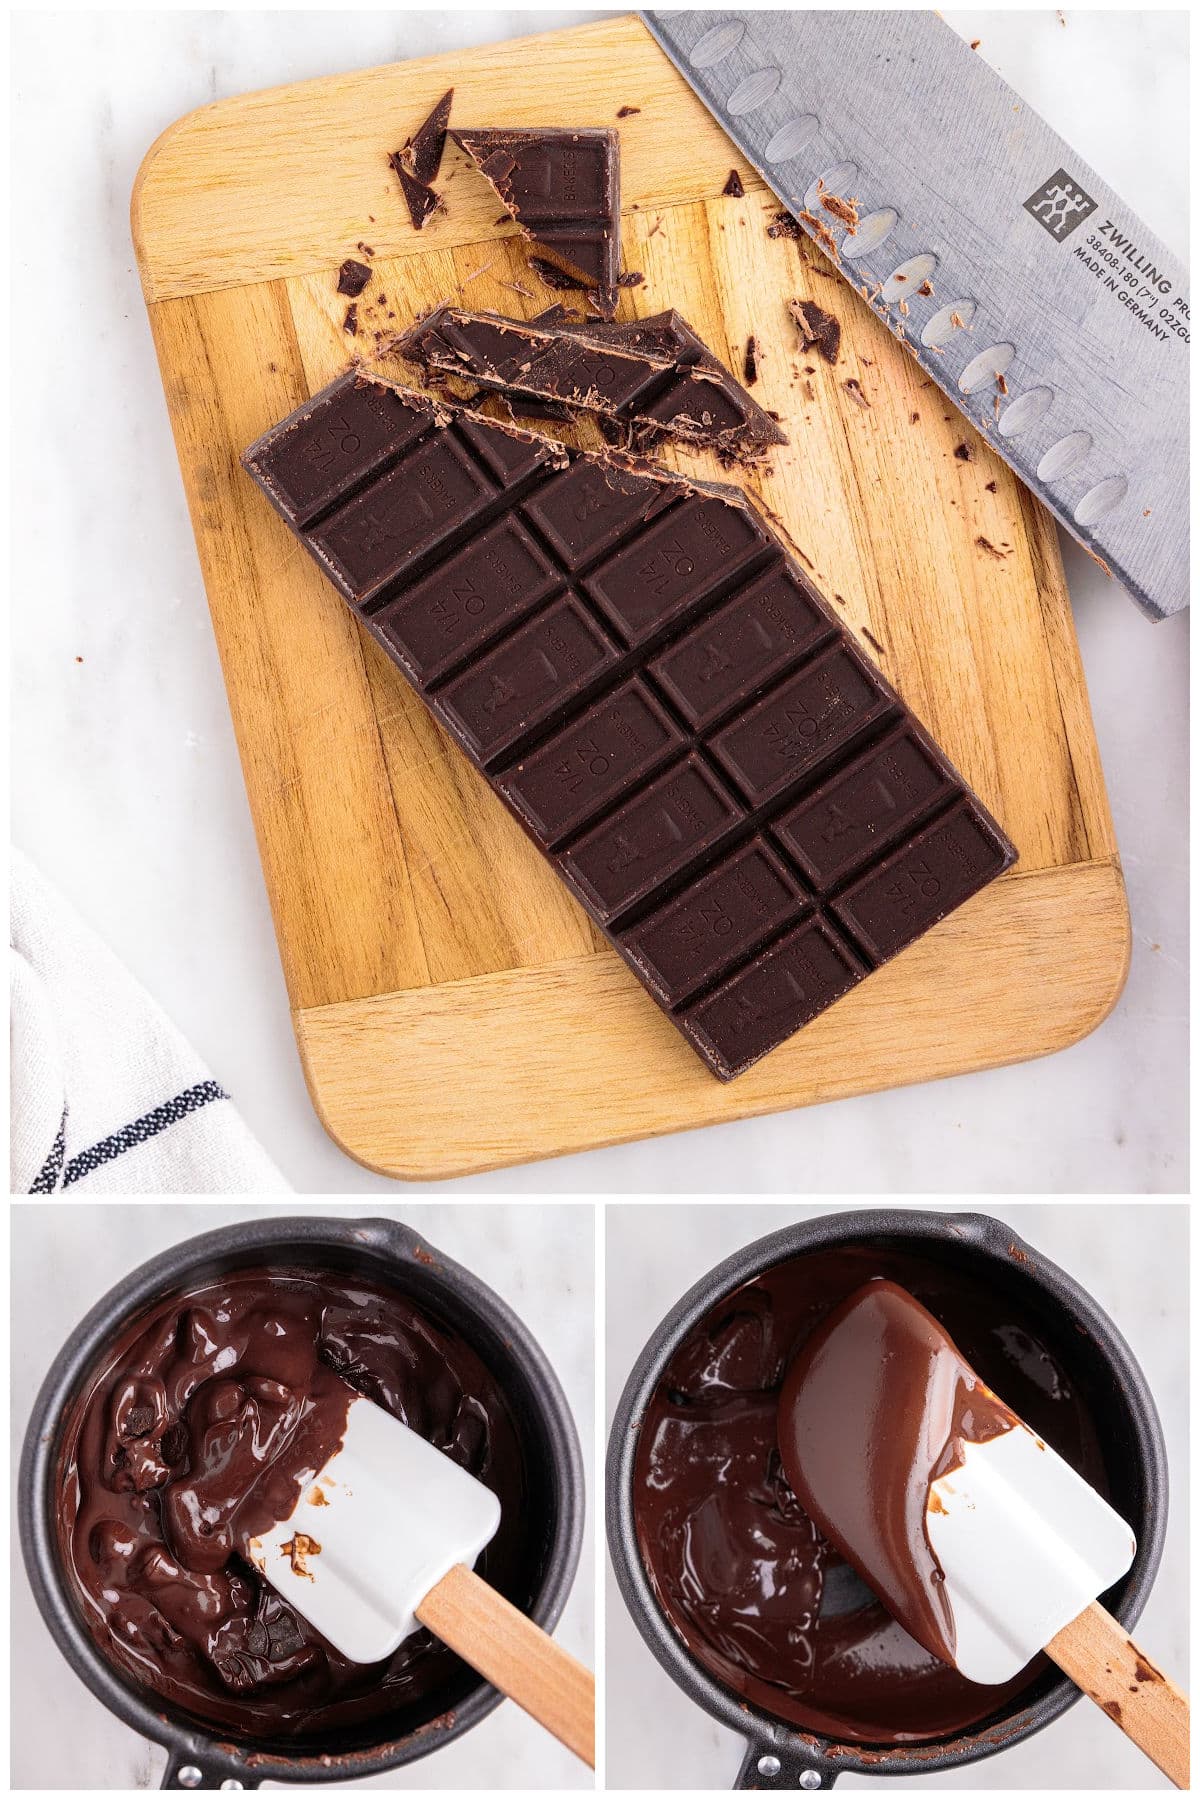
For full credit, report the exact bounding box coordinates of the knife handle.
[416,1563,595,1768]
[1046,1601,1189,1788]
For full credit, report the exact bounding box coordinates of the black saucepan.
[607,1208,1166,1788]
[21,1213,584,1789]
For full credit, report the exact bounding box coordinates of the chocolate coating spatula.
[243,1389,594,1767]
[778,1281,1188,1786]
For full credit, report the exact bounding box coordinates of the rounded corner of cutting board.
[131,103,218,278]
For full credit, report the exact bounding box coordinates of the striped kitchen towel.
[10,849,289,1194]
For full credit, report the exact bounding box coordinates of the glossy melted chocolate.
[778,1280,1020,1669]
[57,1269,527,1740]
[633,1244,1108,1745]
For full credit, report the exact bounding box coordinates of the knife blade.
[643,9,1189,620]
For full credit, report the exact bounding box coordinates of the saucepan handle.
[736,1735,837,1789]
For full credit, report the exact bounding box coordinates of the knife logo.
[1023,169,1097,242]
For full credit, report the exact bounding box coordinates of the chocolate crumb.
[336,259,371,297]
[916,278,934,297]
[766,209,803,241]
[1085,546,1114,577]
[842,378,870,409]
[971,38,981,50]
[996,371,1009,394]
[375,292,386,306]
[648,216,664,239]
[618,270,645,287]
[74,655,84,664]
[743,336,759,386]
[862,628,885,655]
[986,480,997,492]
[789,298,841,365]
[803,379,816,401]
[617,105,641,118]
[723,168,745,198]
[343,303,358,335]
[954,443,972,461]
[976,536,1009,559]
[356,242,375,258]
[911,411,920,424]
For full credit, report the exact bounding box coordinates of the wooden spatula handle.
[416,1563,594,1768]
[1046,1602,1189,1788]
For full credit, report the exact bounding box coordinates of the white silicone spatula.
[244,1391,594,1767]
[778,1280,1189,1788]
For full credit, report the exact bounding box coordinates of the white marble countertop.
[10,1201,594,1788]
[11,10,1188,1194]
[604,1201,1189,1789]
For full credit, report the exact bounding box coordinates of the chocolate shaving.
[356,242,375,258]
[798,210,839,260]
[336,259,371,298]
[975,536,1009,559]
[862,628,885,655]
[916,278,934,297]
[723,169,745,198]
[343,304,358,336]
[954,443,972,462]
[842,378,870,409]
[528,255,591,292]
[616,105,641,118]
[789,299,841,365]
[618,270,645,288]
[743,337,759,386]
[819,191,859,232]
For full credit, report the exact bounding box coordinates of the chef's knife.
[643,10,1189,620]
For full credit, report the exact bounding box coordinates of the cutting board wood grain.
[133,15,1127,1179]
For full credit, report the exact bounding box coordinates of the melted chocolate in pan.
[633,1244,1109,1745]
[56,1269,528,1741]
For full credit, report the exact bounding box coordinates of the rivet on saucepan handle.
[735,1741,834,1788]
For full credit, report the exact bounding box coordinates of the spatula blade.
[928,1424,1136,1685]
[247,1394,501,1663]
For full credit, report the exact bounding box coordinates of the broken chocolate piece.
[336,259,371,298]
[722,169,745,198]
[743,336,759,387]
[342,304,358,336]
[616,105,640,118]
[789,298,841,365]
[404,87,454,186]
[451,126,622,316]
[397,304,786,460]
[243,371,1016,1079]
[389,153,443,232]
[954,443,972,462]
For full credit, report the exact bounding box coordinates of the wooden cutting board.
[133,14,1128,1180]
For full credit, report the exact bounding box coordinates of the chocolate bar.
[397,304,786,460]
[243,371,1016,1078]
[451,127,621,314]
